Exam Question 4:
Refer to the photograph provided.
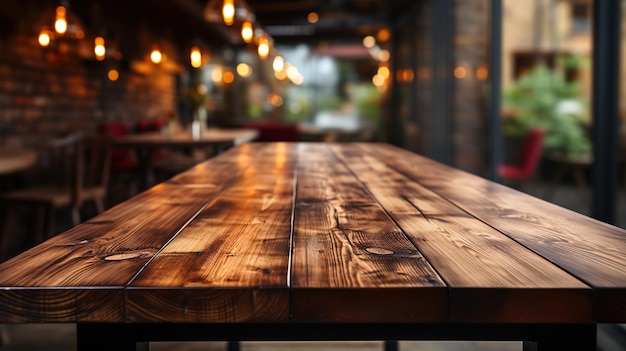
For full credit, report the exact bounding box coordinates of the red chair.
[243,121,300,141]
[498,128,545,185]
[98,122,141,172]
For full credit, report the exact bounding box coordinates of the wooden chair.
[0,133,112,254]
[98,121,143,201]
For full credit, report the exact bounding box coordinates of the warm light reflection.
[275,143,286,168]
[377,66,390,79]
[268,93,283,107]
[107,69,119,81]
[476,65,489,80]
[403,69,414,82]
[236,63,252,77]
[211,66,223,83]
[454,66,467,79]
[54,6,67,34]
[378,49,390,62]
[222,0,235,26]
[291,73,304,85]
[272,56,284,72]
[286,65,299,80]
[38,30,51,47]
[363,35,376,48]
[307,12,319,24]
[150,49,162,64]
[257,35,269,59]
[377,28,391,42]
[94,36,106,61]
[223,70,235,84]
[190,46,202,68]
[241,21,254,43]
[274,70,287,80]
[372,74,384,87]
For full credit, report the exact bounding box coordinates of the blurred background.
[0,0,624,246]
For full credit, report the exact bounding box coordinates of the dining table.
[0,142,625,351]
[113,127,259,185]
[0,147,37,176]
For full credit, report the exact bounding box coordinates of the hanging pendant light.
[94,36,106,61]
[257,34,269,60]
[222,0,235,26]
[54,6,68,34]
[241,20,253,43]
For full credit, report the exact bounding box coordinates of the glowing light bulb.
[38,30,51,47]
[307,12,319,24]
[236,63,252,77]
[108,69,119,81]
[258,35,269,59]
[190,46,202,68]
[54,6,68,34]
[222,0,235,26]
[94,36,106,61]
[241,20,253,43]
[272,56,284,72]
[363,35,375,48]
[150,49,162,64]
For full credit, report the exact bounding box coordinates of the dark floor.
[1,179,625,350]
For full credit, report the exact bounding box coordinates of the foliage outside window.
[502,64,591,157]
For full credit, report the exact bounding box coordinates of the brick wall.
[0,18,177,146]
[452,0,490,174]
[406,0,489,174]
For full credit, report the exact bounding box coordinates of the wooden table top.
[0,147,37,175]
[114,128,259,148]
[0,142,625,325]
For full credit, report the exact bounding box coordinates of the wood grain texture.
[0,144,262,322]
[128,143,294,322]
[332,143,591,323]
[0,289,124,323]
[356,142,626,322]
[291,143,446,323]
[1,142,625,326]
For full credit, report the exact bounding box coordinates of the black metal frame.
[591,0,621,224]
[76,322,597,351]
[489,0,503,182]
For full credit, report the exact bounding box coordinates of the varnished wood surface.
[0,142,625,326]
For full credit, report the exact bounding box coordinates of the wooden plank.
[0,144,262,323]
[291,143,447,323]
[357,142,626,322]
[128,143,294,323]
[332,143,591,323]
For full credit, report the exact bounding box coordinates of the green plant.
[503,64,591,157]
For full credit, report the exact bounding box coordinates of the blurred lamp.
[38,30,52,47]
[150,49,162,64]
[223,0,235,26]
[257,35,269,59]
[190,46,202,68]
[272,56,284,72]
[54,6,68,34]
[94,36,106,61]
[241,20,253,43]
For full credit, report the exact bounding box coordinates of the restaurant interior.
[0,0,625,350]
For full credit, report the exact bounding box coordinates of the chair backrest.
[76,134,112,207]
[515,128,545,178]
[38,133,112,208]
